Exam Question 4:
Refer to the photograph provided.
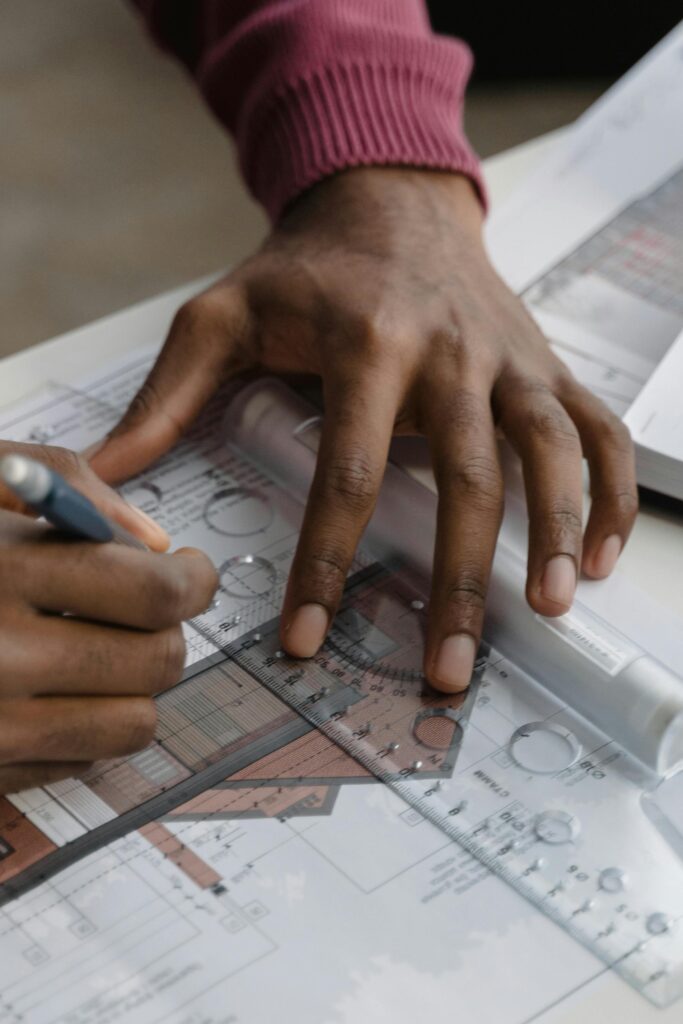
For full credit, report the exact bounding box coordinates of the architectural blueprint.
[0,353,682,1022]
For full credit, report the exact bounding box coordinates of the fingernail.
[432,634,477,692]
[81,438,108,461]
[591,534,622,578]
[285,603,329,658]
[541,555,576,608]
[128,503,171,549]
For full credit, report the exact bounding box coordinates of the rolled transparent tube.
[224,378,683,776]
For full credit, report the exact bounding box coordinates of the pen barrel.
[36,478,114,543]
[225,378,683,776]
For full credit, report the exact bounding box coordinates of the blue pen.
[0,453,147,550]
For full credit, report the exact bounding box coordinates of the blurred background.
[2,0,680,357]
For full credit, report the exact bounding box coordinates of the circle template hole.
[509,722,581,775]
[534,810,581,845]
[204,487,274,537]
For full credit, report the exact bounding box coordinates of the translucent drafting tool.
[0,362,683,1021]
[197,380,683,1007]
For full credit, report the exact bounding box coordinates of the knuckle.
[350,312,388,357]
[430,328,467,364]
[599,488,639,523]
[337,311,401,369]
[448,455,503,508]
[300,544,349,599]
[544,503,584,537]
[526,404,580,450]
[441,387,484,427]
[443,570,488,612]
[427,386,487,440]
[172,294,219,335]
[185,555,220,614]
[598,413,633,454]
[155,627,187,692]
[551,366,577,392]
[323,448,378,514]
[41,445,85,481]
[145,565,188,626]
[172,300,197,334]
[615,489,639,521]
[120,700,158,754]
[124,379,163,422]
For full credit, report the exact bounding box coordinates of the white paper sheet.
[487,22,683,294]
[486,22,683,431]
[624,329,683,462]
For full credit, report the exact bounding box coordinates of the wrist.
[280,166,485,243]
[419,170,485,230]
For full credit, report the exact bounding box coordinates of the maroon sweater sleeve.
[130,1,485,221]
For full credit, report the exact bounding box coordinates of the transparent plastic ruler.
[191,565,683,1009]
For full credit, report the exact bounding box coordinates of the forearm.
[128,0,484,220]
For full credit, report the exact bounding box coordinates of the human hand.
[0,447,218,793]
[87,167,638,693]
[0,512,217,793]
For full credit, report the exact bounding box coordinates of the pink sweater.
[131,1,484,221]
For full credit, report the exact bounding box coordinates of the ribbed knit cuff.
[225,43,486,222]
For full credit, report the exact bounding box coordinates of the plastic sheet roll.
[224,378,683,776]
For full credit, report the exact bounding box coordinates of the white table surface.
[1,134,681,1024]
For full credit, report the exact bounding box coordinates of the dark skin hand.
[88,168,638,693]
[0,444,218,793]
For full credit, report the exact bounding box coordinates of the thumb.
[87,288,251,485]
[0,442,171,552]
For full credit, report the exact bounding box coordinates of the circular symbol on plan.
[646,913,674,936]
[509,722,581,775]
[219,554,279,600]
[598,867,627,894]
[534,810,581,845]
[412,707,464,751]
[120,481,163,515]
[204,487,274,537]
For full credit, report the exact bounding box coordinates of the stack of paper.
[487,22,683,498]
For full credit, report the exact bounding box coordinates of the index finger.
[88,285,252,485]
